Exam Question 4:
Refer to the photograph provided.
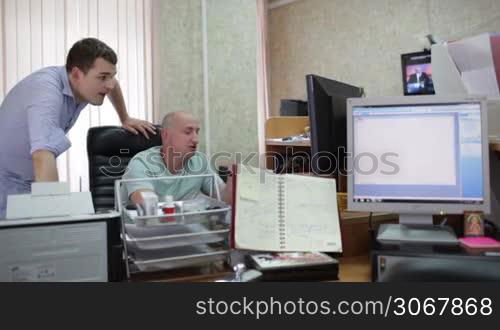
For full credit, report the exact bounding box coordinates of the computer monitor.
[306,74,364,184]
[347,95,491,244]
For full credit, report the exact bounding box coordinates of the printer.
[0,182,124,282]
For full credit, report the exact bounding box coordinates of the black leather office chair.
[87,126,162,211]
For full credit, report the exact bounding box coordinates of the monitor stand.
[377,214,458,245]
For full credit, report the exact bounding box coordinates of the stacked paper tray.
[123,195,231,227]
[121,195,231,273]
[125,222,229,250]
[128,242,229,273]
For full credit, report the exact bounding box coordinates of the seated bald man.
[123,111,231,205]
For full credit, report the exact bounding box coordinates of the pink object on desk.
[459,237,500,248]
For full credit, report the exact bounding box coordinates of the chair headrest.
[87,126,162,157]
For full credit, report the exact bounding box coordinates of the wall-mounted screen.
[401,50,435,96]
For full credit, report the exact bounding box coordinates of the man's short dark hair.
[66,38,117,73]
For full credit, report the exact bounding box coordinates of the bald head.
[162,111,196,129]
[160,111,201,160]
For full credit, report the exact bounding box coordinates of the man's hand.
[122,117,157,139]
[130,189,155,205]
[108,81,157,139]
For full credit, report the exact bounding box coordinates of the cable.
[368,212,377,249]
[439,215,448,227]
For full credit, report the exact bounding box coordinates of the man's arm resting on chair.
[32,150,58,181]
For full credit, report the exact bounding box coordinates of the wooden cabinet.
[490,142,500,153]
[265,116,311,171]
[265,116,349,191]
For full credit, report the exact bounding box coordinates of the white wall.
[156,0,258,166]
[269,0,500,115]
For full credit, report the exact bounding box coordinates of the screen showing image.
[352,102,484,205]
[401,51,435,95]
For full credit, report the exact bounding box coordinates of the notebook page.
[234,167,281,251]
[283,175,342,252]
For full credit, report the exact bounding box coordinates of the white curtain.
[0,0,153,192]
[256,0,270,168]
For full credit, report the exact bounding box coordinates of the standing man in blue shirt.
[0,38,156,219]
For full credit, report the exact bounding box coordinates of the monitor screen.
[401,51,435,96]
[347,96,490,216]
[306,74,363,182]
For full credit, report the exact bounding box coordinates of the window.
[0,0,153,192]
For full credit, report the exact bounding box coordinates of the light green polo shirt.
[123,146,224,201]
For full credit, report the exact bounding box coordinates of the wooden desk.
[340,212,398,257]
[265,117,310,171]
[338,255,371,282]
[341,211,397,224]
[130,211,387,282]
[130,255,372,282]
[266,139,311,147]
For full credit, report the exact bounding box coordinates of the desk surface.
[338,255,371,282]
[131,255,372,282]
[130,211,385,282]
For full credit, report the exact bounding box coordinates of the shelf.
[265,139,311,147]
[265,116,309,138]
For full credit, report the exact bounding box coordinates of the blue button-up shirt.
[0,66,88,219]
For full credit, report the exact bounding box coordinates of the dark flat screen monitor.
[306,74,363,180]
[401,50,435,96]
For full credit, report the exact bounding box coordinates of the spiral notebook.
[231,166,342,252]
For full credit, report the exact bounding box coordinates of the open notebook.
[232,166,342,252]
